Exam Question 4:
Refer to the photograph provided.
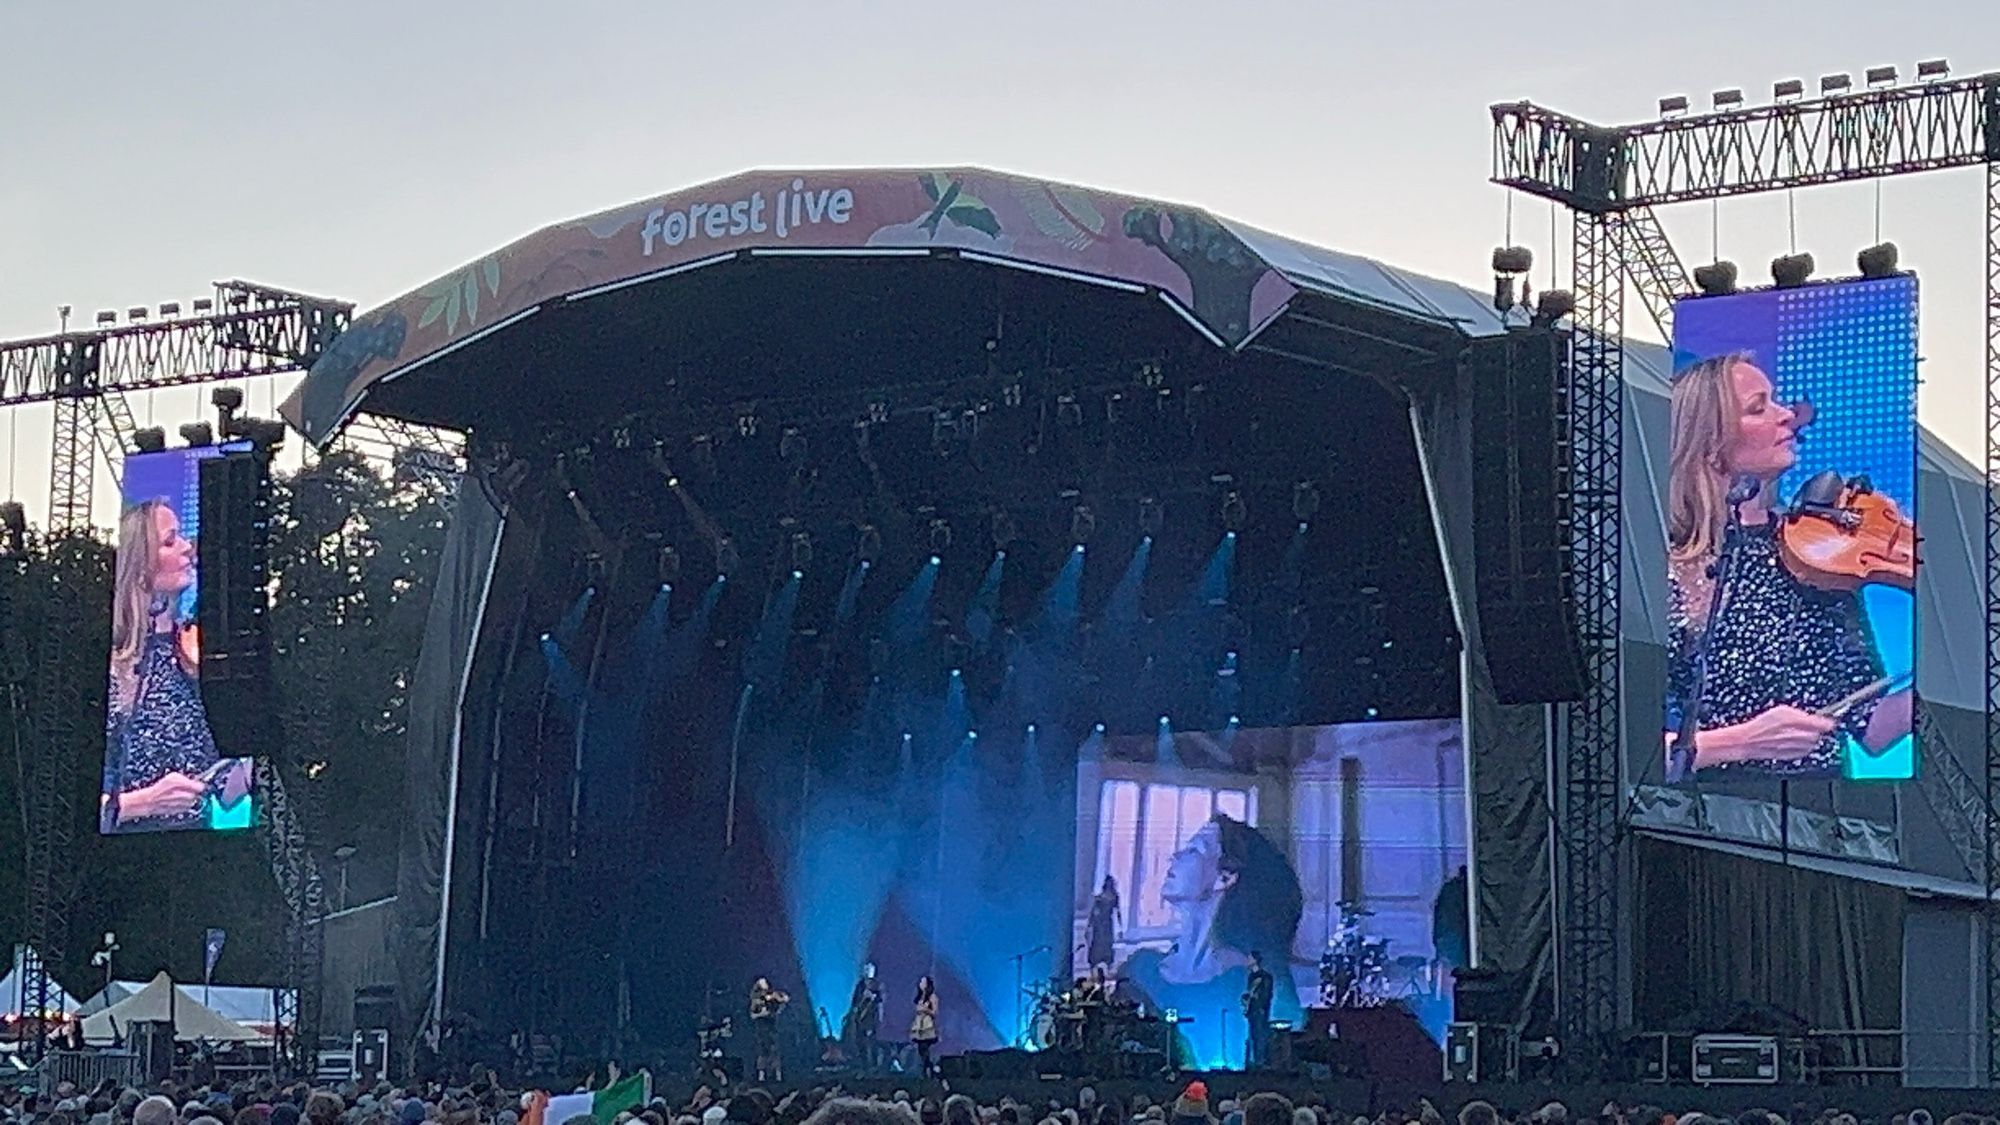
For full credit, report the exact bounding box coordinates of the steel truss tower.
[0,283,352,1066]
[1493,68,2000,1076]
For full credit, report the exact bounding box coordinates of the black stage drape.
[394,472,508,1050]
[1633,835,1904,1038]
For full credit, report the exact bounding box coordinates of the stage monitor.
[1662,275,1917,784]
[100,446,255,834]
[1072,718,1467,1070]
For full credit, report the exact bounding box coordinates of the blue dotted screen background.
[1671,275,1918,781]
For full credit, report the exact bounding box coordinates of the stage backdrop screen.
[100,447,255,834]
[1072,718,1467,1069]
[1663,275,1917,783]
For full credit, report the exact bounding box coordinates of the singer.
[1663,354,1912,780]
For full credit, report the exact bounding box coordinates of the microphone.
[1789,399,1816,430]
[1726,475,1762,506]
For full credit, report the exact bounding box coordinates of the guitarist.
[844,963,885,1071]
[1241,950,1274,1070]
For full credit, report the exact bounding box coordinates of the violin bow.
[1815,671,1913,721]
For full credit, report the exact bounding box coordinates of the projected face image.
[101,448,254,835]
[1160,821,1225,903]
[1663,277,1917,783]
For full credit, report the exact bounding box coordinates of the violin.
[1777,470,1916,592]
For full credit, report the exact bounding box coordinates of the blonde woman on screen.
[102,499,246,830]
[1663,354,1910,780]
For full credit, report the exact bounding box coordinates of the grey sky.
[3,1,1995,525]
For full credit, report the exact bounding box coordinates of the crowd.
[5,1075,1999,1125]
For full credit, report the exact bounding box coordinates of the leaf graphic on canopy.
[482,257,501,297]
[444,282,462,332]
[920,172,944,203]
[462,270,480,325]
[946,204,1001,239]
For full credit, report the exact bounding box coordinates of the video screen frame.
[100,446,255,834]
[1661,275,1918,784]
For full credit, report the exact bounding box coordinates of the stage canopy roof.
[281,166,1505,446]
[78,972,258,1044]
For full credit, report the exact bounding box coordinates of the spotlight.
[1158,715,1170,727]
[779,425,807,462]
[856,523,883,564]
[1532,289,1576,326]
[1137,497,1164,539]
[0,501,25,554]
[790,532,814,571]
[1290,483,1321,525]
[132,427,167,453]
[716,537,741,579]
[1711,88,1744,110]
[1773,78,1806,101]
[1857,242,1900,278]
[1916,59,1950,81]
[1070,504,1097,545]
[688,434,717,482]
[178,422,214,447]
[991,509,1018,550]
[928,518,952,554]
[95,310,117,326]
[1864,65,1898,88]
[1820,73,1852,96]
[657,545,681,585]
[1657,94,1689,117]
[1094,723,1106,734]
[1220,490,1247,534]
[1286,605,1310,648]
[1055,394,1083,428]
[1771,252,1815,288]
[1693,260,1739,296]
[211,386,244,413]
[1228,715,1240,727]
[1027,724,1037,734]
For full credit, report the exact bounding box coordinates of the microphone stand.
[1008,943,1048,1048]
[1671,476,1762,785]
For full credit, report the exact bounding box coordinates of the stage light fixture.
[132,427,167,453]
[688,434,717,482]
[856,523,883,564]
[95,310,116,325]
[1292,482,1320,524]
[657,545,681,585]
[1070,504,1097,545]
[1711,88,1744,109]
[779,425,807,462]
[1773,78,1805,101]
[1657,94,1689,117]
[1820,73,1852,95]
[127,307,147,322]
[1857,242,1900,278]
[1137,497,1164,539]
[1865,65,1898,87]
[191,297,213,313]
[158,301,180,317]
[1491,246,1533,275]
[991,509,1018,549]
[178,422,214,447]
[928,519,952,553]
[1055,394,1083,428]
[1286,605,1310,648]
[1693,260,1739,296]
[1220,490,1247,533]
[790,532,814,571]
[715,537,741,579]
[211,386,243,412]
[1771,252,1815,288]
[736,411,759,439]
[1492,275,1515,314]
[1917,59,1949,80]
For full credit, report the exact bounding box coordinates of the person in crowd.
[101,497,250,831]
[1168,1083,1211,1125]
[1664,352,1911,779]
[1241,1095,1293,1125]
[909,976,940,1078]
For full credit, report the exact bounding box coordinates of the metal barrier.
[34,1049,142,1094]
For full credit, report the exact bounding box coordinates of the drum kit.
[1023,978,1148,1053]
[1317,902,1437,1009]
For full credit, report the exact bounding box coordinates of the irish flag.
[523,1073,651,1125]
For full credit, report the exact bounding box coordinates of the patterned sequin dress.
[104,628,218,830]
[1665,520,1883,780]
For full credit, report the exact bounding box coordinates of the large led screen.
[100,447,255,834]
[1663,275,1917,783]
[1072,719,1467,1069]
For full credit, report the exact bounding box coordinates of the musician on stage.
[1242,950,1274,1070]
[1663,353,1911,780]
[748,976,789,1082]
[844,962,885,1071]
[909,975,940,1078]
